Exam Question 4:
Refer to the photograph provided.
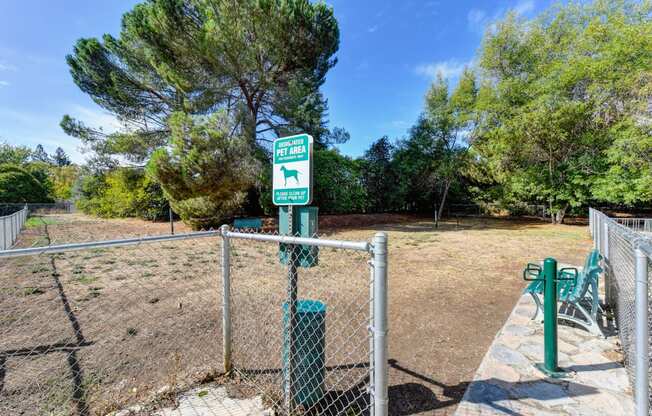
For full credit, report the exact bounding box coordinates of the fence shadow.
[387,359,468,415]
[237,359,469,415]
[1,219,91,416]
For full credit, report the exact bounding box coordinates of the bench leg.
[529,292,543,321]
[558,301,603,337]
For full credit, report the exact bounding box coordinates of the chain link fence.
[0,206,28,250]
[0,202,74,216]
[589,208,651,415]
[0,216,387,415]
[447,203,548,220]
[616,218,652,236]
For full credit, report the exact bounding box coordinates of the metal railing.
[0,201,73,215]
[616,217,652,235]
[0,221,388,416]
[0,205,28,250]
[447,203,549,219]
[589,208,651,416]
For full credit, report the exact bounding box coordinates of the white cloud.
[367,25,379,33]
[0,80,9,87]
[390,120,409,128]
[70,105,123,132]
[0,108,86,163]
[415,59,470,80]
[0,62,17,72]
[514,0,535,15]
[467,1,535,34]
[467,8,487,26]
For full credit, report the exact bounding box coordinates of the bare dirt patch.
[0,213,591,415]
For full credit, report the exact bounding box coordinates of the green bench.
[233,217,263,231]
[524,249,603,336]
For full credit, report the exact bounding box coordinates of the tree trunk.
[435,180,451,228]
[553,205,567,224]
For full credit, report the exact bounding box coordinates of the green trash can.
[282,300,326,407]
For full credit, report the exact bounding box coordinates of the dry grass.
[0,214,591,415]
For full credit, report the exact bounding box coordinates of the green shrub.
[0,164,54,203]
[49,165,80,201]
[76,168,167,220]
[148,112,260,229]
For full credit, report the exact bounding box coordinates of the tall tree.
[425,72,475,224]
[473,1,652,222]
[390,73,474,221]
[361,136,397,212]
[32,144,51,164]
[53,147,72,167]
[62,0,342,166]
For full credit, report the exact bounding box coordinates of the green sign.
[273,134,313,206]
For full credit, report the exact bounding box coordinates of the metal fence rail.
[0,202,73,216]
[447,203,548,219]
[616,218,652,235]
[589,208,651,416]
[0,206,28,250]
[0,220,387,416]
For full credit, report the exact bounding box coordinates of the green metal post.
[536,257,566,377]
[543,257,558,372]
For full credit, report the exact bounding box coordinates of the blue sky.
[0,0,551,163]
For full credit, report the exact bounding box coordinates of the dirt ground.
[0,213,592,415]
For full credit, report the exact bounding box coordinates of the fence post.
[368,258,375,416]
[373,232,388,416]
[603,222,610,261]
[220,224,232,374]
[603,222,616,308]
[634,246,649,416]
[169,205,175,235]
[11,213,15,245]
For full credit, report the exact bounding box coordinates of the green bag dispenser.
[279,206,319,268]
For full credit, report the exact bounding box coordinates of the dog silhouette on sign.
[280,166,300,186]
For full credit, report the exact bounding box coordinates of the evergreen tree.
[148,112,261,229]
[62,0,343,166]
[32,144,51,164]
[53,147,72,167]
[361,136,397,212]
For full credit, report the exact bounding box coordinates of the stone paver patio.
[454,295,633,415]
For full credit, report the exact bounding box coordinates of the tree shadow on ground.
[462,376,599,415]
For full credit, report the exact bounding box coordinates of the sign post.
[273,134,313,413]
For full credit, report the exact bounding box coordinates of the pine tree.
[53,147,71,167]
[32,144,51,164]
